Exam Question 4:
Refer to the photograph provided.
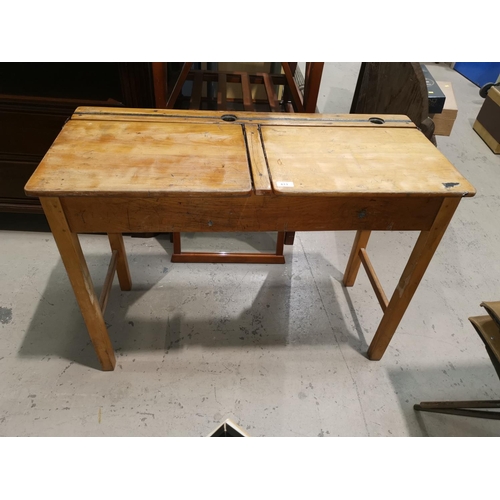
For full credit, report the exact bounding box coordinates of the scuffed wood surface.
[262,125,475,197]
[26,120,252,197]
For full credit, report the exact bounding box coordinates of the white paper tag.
[276,181,294,187]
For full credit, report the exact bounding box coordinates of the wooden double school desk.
[25,107,476,371]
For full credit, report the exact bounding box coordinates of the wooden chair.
[153,62,324,263]
[162,62,323,113]
[350,62,436,143]
[414,301,500,420]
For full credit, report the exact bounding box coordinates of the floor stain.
[0,307,12,324]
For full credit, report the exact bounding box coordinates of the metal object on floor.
[208,419,249,437]
[414,401,500,420]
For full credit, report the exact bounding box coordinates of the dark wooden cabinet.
[0,63,157,213]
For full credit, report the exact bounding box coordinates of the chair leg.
[414,400,500,420]
[166,62,193,109]
[275,231,285,256]
[303,62,324,113]
[108,233,132,291]
[284,232,296,245]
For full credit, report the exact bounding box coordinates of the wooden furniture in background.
[350,62,436,143]
[0,63,158,214]
[415,301,500,420]
[163,62,323,113]
[25,106,475,370]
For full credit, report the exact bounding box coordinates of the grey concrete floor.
[1,63,499,437]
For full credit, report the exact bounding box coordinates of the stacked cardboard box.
[421,64,446,113]
[473,85,500,153]
[430,81,458,136]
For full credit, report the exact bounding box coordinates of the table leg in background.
[108,233,132,291]
[343,230,371,286]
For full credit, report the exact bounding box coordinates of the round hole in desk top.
[369,117,385,124]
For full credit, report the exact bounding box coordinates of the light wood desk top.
[263,125,475,197]
[25,119,252,197]
[25,107,475,199]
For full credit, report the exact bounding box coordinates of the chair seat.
[469,314,500,362]
[414,302,500,420]
[481,301,500,327]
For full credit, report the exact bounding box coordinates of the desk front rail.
[61,194,445,234]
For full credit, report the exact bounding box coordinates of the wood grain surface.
[61,195,443,234]
[25,119,252,197]
[70,107,415,127]
[25,107,475,200]
[262,125,475,197]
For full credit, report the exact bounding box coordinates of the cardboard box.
[421,64,446,113]
[430,81,458,136]
[473,85,500,154]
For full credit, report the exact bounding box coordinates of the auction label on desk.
[276,181,294,187]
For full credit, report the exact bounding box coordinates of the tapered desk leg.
[41,197,116,371]
[367,198,461,360]
[343,230,371,286]
[108,234,132,291]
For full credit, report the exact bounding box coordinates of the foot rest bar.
[171,232,285,264]
[359,248,389,312]
[171,252,285,264]
[99,250,118,313]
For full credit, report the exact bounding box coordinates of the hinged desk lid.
[25,118,252,197]
[262,125,475,197]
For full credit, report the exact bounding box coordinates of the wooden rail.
[99,250,118,314]
[359,248,389,312]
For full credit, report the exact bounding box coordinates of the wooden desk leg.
[41,197,116,371]
[172,232,181,254]
[367,198,461,360]
[108,234,132,291]
[343,230,371,286]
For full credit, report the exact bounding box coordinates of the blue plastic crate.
[454,62,500,88]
